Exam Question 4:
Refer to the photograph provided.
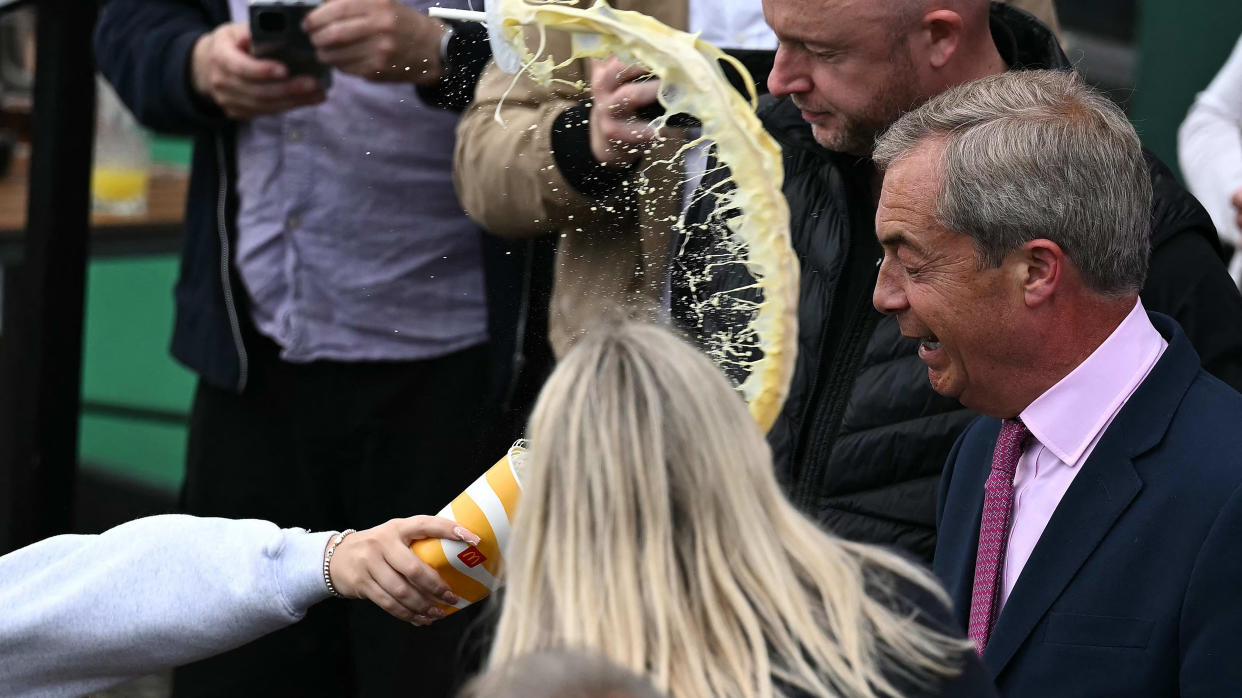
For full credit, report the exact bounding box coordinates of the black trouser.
[171,337,493,698]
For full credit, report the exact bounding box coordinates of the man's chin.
[811,125,872,156]
[926,369,959,400]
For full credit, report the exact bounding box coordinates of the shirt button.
[288,128,303,143]
[286,214,301,230]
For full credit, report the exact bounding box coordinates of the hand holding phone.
[249,0,332,89]
[302,0,447,85]
[190,21,326,120]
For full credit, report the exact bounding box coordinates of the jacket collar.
[988,1,1070,71]
[980,313,1201,678]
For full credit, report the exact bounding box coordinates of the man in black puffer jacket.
[674,0,1242,562]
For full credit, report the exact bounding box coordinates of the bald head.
[764,0,1006,154]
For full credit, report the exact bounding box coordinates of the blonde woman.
[489,322,993,698]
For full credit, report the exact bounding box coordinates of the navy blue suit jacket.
[933,313,1242,697]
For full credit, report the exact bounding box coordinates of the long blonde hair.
[490,322,969,697]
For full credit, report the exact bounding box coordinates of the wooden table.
[0,152,189,259]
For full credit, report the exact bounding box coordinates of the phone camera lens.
[257,10,288,33]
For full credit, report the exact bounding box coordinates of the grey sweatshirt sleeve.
[0,515,334,698]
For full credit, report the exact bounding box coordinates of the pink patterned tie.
[967,418,1031,656]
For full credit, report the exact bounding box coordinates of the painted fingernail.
[454,526,481,545]
[441,590,459,604]
[428,607,447,619]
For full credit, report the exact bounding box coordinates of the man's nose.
[872,258,909,315]
[767,45,812,99]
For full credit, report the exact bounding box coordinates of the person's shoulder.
[1143,149,1224,254]
[1134,365,1242,504]
[1169,369,1242,451]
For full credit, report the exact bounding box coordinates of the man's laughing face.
[871,141,1025,414]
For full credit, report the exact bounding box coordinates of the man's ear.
[1020,239,1064,307]
[922,10,965,69]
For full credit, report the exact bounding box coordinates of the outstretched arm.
[0,514,474,697]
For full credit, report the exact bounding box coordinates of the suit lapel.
[981,448,1142,676]
[937,421,999,629]
[980,312,1199,677]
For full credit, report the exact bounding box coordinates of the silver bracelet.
[323,529,356,599]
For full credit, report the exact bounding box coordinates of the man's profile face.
[871,143,1019,414]
[762,0,925,155]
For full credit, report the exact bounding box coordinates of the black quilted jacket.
[674,3,1242,562]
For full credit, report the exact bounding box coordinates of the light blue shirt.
[228,0,486,363]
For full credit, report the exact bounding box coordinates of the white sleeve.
[1179,32,1242,250]
[0,515,334,698]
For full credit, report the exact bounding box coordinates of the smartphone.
[249,0,332,89]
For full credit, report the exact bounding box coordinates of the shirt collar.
[1019,299,1167,468]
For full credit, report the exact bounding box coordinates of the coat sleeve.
[414,20,492,112]
[1178,32,1242,252]
[1179,482,1242,696]
[94,0,230,134]
[0,515,332,698]
[452,45,639,240]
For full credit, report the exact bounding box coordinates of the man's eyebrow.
[877,230,926,256]
[773,27,842,51]
[802,39,843,52]
[782,37,843,54]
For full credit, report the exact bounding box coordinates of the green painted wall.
[1132,1,1242,172]
[77,253,191,492]
[80,414,187,491]
[80,256,194,413]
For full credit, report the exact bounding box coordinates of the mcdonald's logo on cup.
[457,546,487,568]
[410,440,526,616]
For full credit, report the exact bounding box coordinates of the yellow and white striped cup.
[410,441,526,616]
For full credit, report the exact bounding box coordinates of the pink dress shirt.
[1000,300,1167,608]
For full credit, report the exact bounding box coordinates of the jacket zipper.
[214,134,249,392]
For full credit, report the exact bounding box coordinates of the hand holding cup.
[589,57,665,168]
[328,515,480,626]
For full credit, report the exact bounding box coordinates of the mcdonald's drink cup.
[411,441,526,616]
